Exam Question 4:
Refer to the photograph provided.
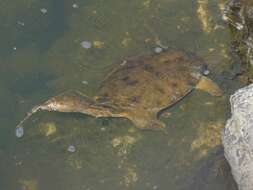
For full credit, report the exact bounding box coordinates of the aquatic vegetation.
[121,165,138,187]
[66,156,83,170]
[197,0,213,33]
[223,0,253,79]
[121,32,132,47]
[18,179,38,190]
[111,135,140,157]
[38,122,57,137]
[191,121,224,160]
[93,40,105,49]
[111,133,141,187]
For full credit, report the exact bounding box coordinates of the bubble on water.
[81,41,92,49]
[154,47,163,54]
[17,21,25,26]
[72,3,79,8]
[40,8,47,14]
[16,127,24,138]
[67,145,76,153]
[82,80,88,85]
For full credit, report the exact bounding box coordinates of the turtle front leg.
[196,76,222,96]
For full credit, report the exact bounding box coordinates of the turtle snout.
[201,64,210,76]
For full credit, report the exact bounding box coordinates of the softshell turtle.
[16,50,221,132]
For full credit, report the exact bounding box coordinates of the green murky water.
[0,0,243,189]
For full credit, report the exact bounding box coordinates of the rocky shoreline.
[223,0,253,80]
[221,1,253,189]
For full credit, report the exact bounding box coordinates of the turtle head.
[40,95,87,113]
[39,94,115,116]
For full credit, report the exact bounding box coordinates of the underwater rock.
[197,0,213,33]
[222,84,253,190]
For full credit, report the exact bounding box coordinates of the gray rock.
[222,84,253,190]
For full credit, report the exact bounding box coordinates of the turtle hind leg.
[129,114,167,132]
[133,118,167,133]
[148,119,167,132]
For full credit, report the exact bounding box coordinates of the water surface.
[0,0,243,189]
